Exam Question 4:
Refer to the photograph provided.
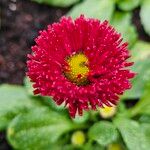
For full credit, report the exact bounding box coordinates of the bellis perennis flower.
[27,15,135,118]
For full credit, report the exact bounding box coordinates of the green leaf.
[140,0,150,36]
[131,41,150,61]
[114,118,149,150]
[111,12,137,48]
[7,108,75,150]
[0,84,35,130]
[122,41,150,99]
[117,0,141,11]
[123,60,150,99]
[67,0,115,21]
[62,144,78,150]
[141,123,150,145]
[32,0,80,7]
[0,84,29,102]
[111,12,132,30]
[24,78,68,113]
[24,77,34,96]
[83,142,105,150]
[42,96,66,111]
[123,25,137,48]
[139,115,150,123]
[127,82,150,117]
[88,121,118,146]
[117,102,127,113]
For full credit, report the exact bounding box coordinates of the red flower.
[27,15,135,118]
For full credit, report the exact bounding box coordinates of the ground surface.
[0,0,68,85]
[0,0,150,149]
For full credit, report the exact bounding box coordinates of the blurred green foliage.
[122,41,150,99]
[67,0,115,21]
[140,0,150,36]
[0,0,150,149]
[31,0,80,7]
[8,108,77,149]
[111,12,137,48]
[117,0,141,11]
[88,121,119,146]
[114,118,150,150]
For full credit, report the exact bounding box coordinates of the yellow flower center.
[64,53,90,86]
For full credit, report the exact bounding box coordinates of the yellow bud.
[99,105,117,119]
[107,143,123,150]
[8,128,14,136]
[71,131,85,146]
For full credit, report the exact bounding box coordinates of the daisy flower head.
[27,15,135,118]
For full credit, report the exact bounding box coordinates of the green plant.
[0,0,150,149]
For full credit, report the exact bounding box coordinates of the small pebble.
[9,3,17,11]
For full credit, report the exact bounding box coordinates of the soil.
[0,132,12,150]
[0,0,150,149]
[0,0,68,85]
[132,8,150,42]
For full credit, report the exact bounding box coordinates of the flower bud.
[99,105,117,119]
[71,131,85,146]
[107,143,123,150]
